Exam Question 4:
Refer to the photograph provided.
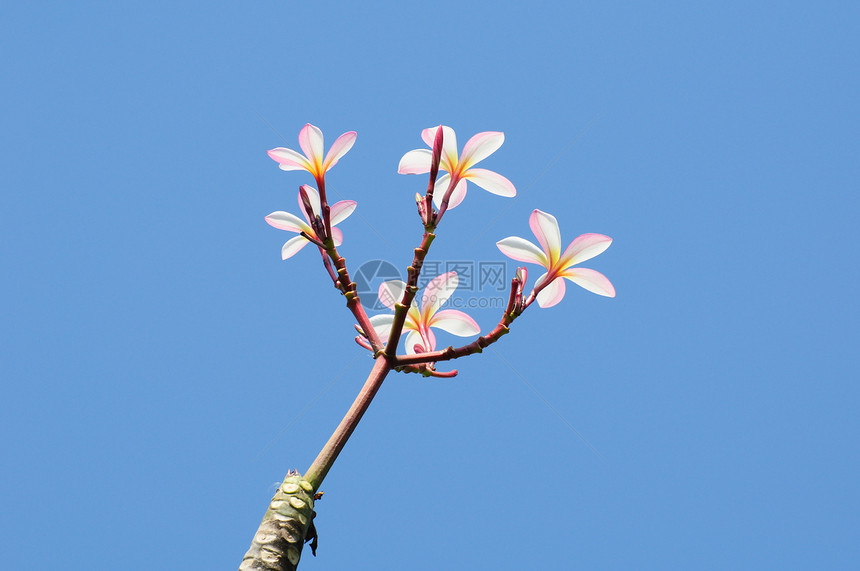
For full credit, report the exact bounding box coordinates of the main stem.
[304,357,393,491]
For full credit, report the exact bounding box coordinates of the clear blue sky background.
[2,2,857,569]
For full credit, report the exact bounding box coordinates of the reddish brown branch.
[316,237,384,353]
[384,230,436,356]
[304,357,393,490]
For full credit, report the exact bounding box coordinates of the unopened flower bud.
[310,216,326,241]
[416,193,428,220]
[432,125,444,165]
[299,184,316,219]
[515,267,527,293]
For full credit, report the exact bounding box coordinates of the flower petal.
[330,200,357,226]
[322,131,356,172]
[305,185,321,213]
[331,227,344,246]
[434,177,468,210]
[369,313,395,340]
[430,173,449,208]
[447,180,468,209]
[420,126,437,148]
[560,233,613,267]
[496,236,548,266]
[298,124,324,169]
[397,149,432,174]
[265,211,311,234]
[423,327,436,352]
[407,305,421,329]
[431,309,480,336]
[421,271,458,321]
[536,275,567,308]
[529,209,562,265]
[561,267,616,297]
[378,280,407,310]
[405,330,424,354]
[281,235,310,260]
[267,147,311,171]
[430,175,467,209]
[460,131,504,169]
[463,168,516,197]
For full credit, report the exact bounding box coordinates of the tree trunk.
[239,473,316,571]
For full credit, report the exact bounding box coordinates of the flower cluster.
[263,124,615,357]
[249,120,620,570]
[264,123,358,258]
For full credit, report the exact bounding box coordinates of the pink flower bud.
[515,267,527,292]
[299,184,316,220]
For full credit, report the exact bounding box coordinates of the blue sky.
[2,1,858,569]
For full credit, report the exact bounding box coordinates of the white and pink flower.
[496,209,615,307]
[267,123,356,181]
[397,126,516,210]
[265,185,356,259]
[370,271,480,354]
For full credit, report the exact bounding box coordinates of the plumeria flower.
[369,271,480,354]
[397,126,516,210]
[267,123,356,181]
[496,209,615,307]
[265,185,356,259]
